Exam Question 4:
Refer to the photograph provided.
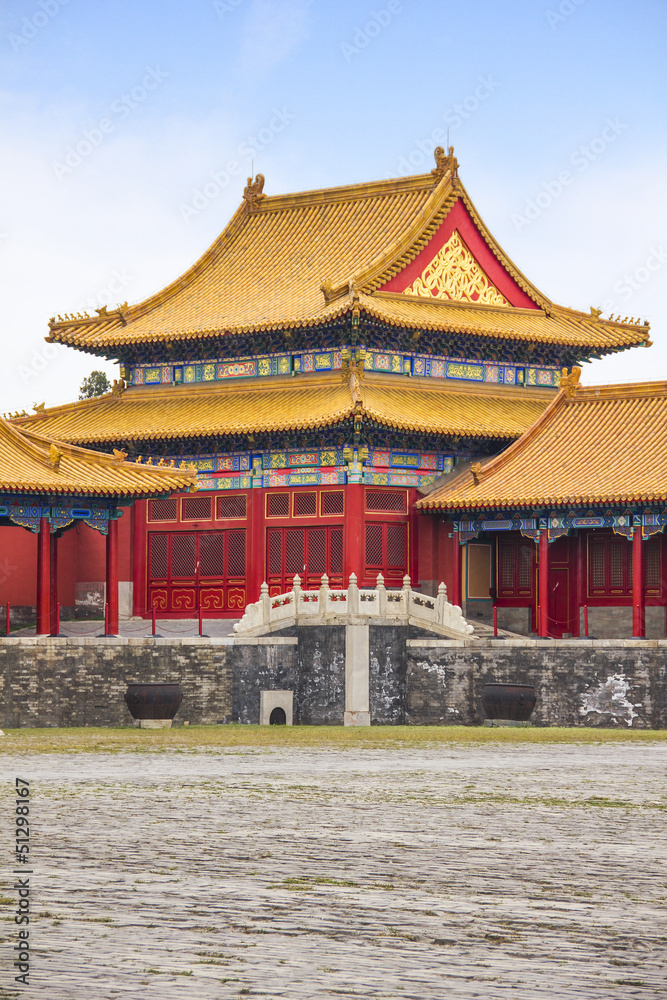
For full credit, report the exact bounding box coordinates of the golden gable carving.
[405,231,509,306]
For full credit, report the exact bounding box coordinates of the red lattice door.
[148,529,246,614]
[364,521,407,584]
[267,526,344,594]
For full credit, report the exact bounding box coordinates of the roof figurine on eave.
[45,146,650,358]
[417,370,667,512]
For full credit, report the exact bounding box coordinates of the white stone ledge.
[407,637,667,649]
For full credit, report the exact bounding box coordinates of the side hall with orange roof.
[418,374,667,639]
[0,416,196,634]
[7,147,655,626]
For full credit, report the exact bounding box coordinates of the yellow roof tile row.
[0,418,197,496]
[46,163,648,354]
[362,295,647,349]
[361,378,550,438]
[419,381,667,511]
[14,374,553,445]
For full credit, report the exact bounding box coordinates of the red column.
[247,488,265,603]
[132,500,147,617]
[49,533,58,635]
[538,530,549,637]
[408,488,419,587]
[344,484,364,585]
[632,527,645,637]
[451,530,462,608]
[576,531,586,637]
[36,517,51,636]
[106,517,119,635]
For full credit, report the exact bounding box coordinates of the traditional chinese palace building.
[10,147,649,628]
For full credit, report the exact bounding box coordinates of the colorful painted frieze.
[128,351,558,391]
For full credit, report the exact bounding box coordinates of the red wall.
[0,527,37,604]
[0,510,134,609]
[417,516,458,600]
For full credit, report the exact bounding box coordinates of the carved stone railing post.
[292,574,302,622]
[436,581,448,625]
[402,573,411,616]
[319,573,330,616]
[376,572,386,617]
[348,572,359,614]
[260,581,270,626]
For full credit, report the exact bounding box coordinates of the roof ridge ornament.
[432,145,458,183]
[49,443,62,470]
[560,366,581,397]
[243,173,266,210]
[470,461,483,486]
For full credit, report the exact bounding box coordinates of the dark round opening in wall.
[269,707,287,725]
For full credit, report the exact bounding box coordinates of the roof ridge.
[255,172,435,211]
[454,183,550,310]
[575,380,667,399]
[345,172,457,294]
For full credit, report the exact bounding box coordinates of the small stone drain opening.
[269,707,287,725]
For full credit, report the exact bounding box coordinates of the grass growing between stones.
[0,723,666,753]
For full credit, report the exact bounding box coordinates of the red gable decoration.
[379,200,538,309]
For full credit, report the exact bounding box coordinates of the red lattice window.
[308,528,327,575]
[294,492,317,517]
[182,496,212,521]
[285,529,304,576]
[217,494,247,519]
[387,524,406,568]
[148,498,178,522]
[268,530,282,575]
[364,522,407,576]
[321,491,344,515]
[149,534,168,578]
[330,527,343,574]
[199,533,225,577]
[147,529,248,612]
[645,536,661,590]
[365,490,407,514]
[365,524,384,567]
[588,533,633,597]
[171,533,196,577]
[267,493,290,518]
[518,545,533,590]
[227,530,246,577]
[267,526,344,589]
[497,536,535,598]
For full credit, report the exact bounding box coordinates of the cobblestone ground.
[1,743,666,999]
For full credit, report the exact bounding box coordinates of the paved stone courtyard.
[1,742,666,998]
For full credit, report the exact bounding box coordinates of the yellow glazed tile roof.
[419,377,667,511]
[361,295,645,349]
[14,377,357,445]
[0,418,198,496]
[46,159,649,354]
[361,376,551,438]
[13,374,553,445]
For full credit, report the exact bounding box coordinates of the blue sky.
[1,0,666,411]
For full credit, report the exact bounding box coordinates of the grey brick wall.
[407,639,667,729]
[1,632,665,729]
[0,637,295,729]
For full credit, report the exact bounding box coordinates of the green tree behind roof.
[79,371,112,399]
